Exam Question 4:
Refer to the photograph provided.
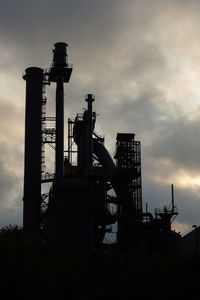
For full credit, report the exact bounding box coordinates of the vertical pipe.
[67,118,71,164]
[85,94,94,171]
[56,77,64,181]
[23,67,43,234]
[195,227,199,254]
[171,184,174,211]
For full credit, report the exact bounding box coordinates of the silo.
[23,67,44,235]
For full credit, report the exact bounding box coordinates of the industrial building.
[182,226,200,255]
[23,43,182,252]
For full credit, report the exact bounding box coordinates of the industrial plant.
[23,43,182,252]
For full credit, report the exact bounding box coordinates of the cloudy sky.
[1,0,200,235]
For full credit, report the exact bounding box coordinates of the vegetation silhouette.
[0,225,199,299]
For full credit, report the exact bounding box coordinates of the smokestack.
[85,94,95,171]
[49,42,72,182]
[23,67,44,234]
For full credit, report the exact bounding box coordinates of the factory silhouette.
[23,42,197,253]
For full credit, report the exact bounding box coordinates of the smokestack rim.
[23,67,44,80]
[54,42,68,48]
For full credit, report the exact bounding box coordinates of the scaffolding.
[115,133,142,214]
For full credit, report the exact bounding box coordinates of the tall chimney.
[49,42,72,182]
[23,67,43,234]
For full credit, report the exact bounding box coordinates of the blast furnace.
[23,43,181,252]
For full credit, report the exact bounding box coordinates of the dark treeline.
[0,226,199,299]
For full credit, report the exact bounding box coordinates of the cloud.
[0,99,24,226]
[0,156,23,227]
[0,0,200,232]
[145,115,200,173]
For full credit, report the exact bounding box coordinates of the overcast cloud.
[1,0,200,235]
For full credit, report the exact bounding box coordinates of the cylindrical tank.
[53,42,68,68]
[47,177,96,251]
[23,67,43,235]
[73,113,88,173]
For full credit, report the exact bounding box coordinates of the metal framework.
[115,133,142,214]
